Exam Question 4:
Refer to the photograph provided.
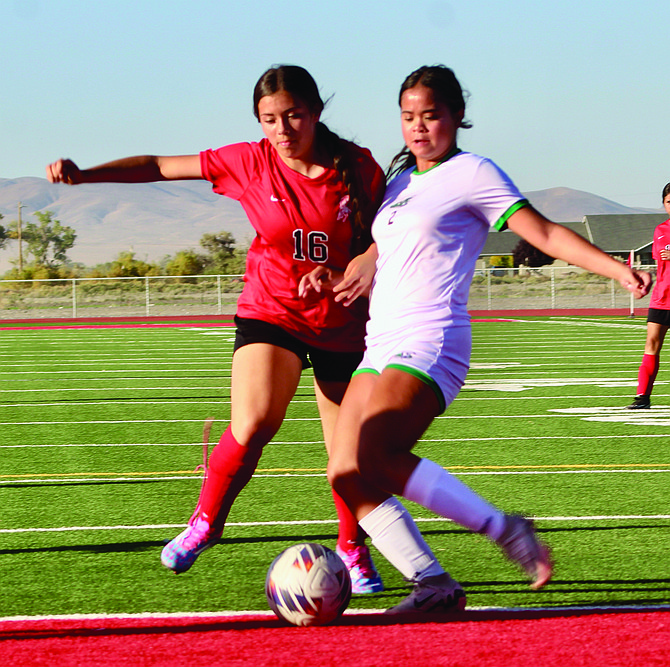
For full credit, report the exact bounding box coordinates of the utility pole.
[17,202,25,273]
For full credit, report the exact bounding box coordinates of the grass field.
[1,315,668,620]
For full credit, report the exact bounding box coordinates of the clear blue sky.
[2,0,668,209]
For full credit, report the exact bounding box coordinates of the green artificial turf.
[1,316,668,617]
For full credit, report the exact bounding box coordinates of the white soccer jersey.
[368,151,526,340]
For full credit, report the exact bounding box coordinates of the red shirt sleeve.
[200,143,258,200]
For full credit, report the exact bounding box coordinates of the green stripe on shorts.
[386,364,446,413]
[352,367,380,378]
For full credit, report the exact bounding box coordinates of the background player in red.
[627,182,670,409]
[46,65,386,593]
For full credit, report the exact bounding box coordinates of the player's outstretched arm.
[46,155,202,185]
[507,205,652,299]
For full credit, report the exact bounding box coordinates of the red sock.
[198,427,263,535]
[636,354,660,396]
[332,488,367,552]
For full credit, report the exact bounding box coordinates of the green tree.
[0,213,7,250]
[9,211,76,268]
[166,249,206,276]
[199,231,246,274]
[488,255,513,268]
[513,239,553,268]
[109,251,159,277]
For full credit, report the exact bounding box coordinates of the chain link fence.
[0,266,654,320]
[0,274,244,319]
[467,265,654,312]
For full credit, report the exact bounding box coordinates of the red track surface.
[1,609,668,666]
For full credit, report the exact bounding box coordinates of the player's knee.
[232,413,283,449]
[327,456,349,493]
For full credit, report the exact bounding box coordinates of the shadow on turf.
[0,395,228,405]
[0,540,166,556]
[463,585,670,609]
[0,531,359,556]
[3,521,668,556]
[3,479,186,489]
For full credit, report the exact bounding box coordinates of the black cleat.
[385,573,466,615]
[626,395,651,410]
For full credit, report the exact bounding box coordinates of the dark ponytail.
[314,122,372,256]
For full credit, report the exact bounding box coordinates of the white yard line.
[1,514,668,535]
[2,468,668,485]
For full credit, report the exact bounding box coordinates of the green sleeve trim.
[494,199,529,231]
[386,364,446,413]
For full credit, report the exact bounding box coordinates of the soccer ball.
[265,543,352,627]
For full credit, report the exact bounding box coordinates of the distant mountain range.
[0,177,662,271]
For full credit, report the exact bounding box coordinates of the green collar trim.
[413,147,462,175]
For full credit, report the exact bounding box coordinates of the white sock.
[359,496,445,581]
[403,458,506,540]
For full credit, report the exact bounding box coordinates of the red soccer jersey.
[200,139,385,351]
[650,218,670,310]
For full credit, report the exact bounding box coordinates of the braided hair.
[253,65,373,256]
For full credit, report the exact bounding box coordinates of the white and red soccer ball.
[265,543,352,627]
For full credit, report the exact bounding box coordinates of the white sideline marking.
[2,468,669,486]
[0,475,204,485]
[0,361,646,376]
[0,347,232,358]
[0,369,228,376]
[0,386,227,393]
[3,433,670,449]
[0,441,325,449]
[1,514,668,535]
[2,604,670,623]
[1,410,660,425]
[464,378,643,392]
[0,419,322,425]
[541,319,648,330]
[1,360,234,369]
[0,401,229,408]
[1,356,637,368]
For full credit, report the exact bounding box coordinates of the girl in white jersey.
[303,65,652,614]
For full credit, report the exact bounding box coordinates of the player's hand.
[332,250,376,307]
[621,269,652,298]
[298,266,342,299]
[46,158,83,185]
[659,248,670,261]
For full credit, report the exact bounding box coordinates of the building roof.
[481,223,586,256]
[581,213,665,253]
[481,213,666,257]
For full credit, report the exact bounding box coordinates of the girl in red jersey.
[627,182,670,409]
[46,65,386,592]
